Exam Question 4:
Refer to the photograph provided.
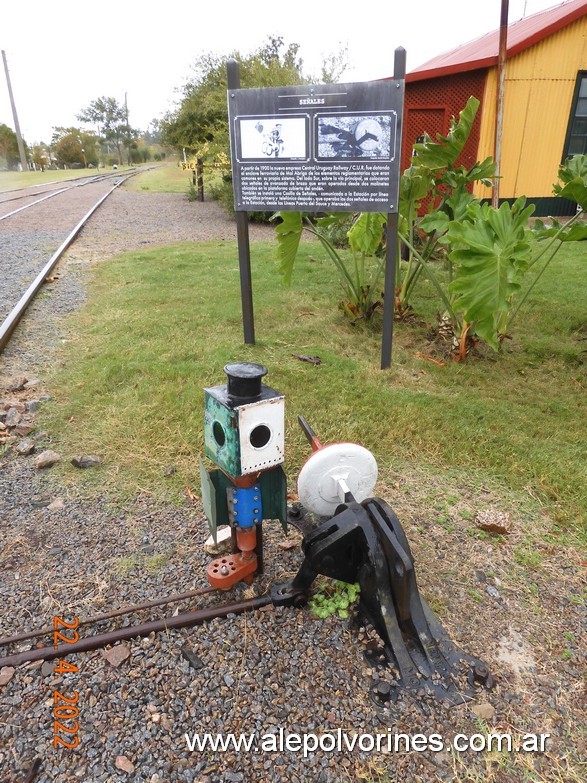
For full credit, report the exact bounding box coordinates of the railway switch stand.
[0,361,493,704]
[199,362,494,703]
[200,362,288,589]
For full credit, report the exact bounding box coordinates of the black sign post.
[227,49,405,363]
[381,48,406,369]
[227,59,255,345]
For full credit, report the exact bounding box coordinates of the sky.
[0,0,569,145]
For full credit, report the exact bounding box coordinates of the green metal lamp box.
[204,385,285,479]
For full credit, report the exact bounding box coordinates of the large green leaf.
[271,211,303,285]
[419,211,449,235]
[348,212,386,255]
[448,199,535,350]
[554,154,587,209]
[315,212,352,229]
[533,218,587,242]
[464,156,497,186]
[398,165,434,236]
[440,158,496,195]
[445,187,477,223]
[411,96,480,171]
[399,165,434,210]
[555,178,587,210]
[557,154,587,185]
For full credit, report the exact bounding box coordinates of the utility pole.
[493,0,509,208]
[125,92,131,166]
[2,50,28,172]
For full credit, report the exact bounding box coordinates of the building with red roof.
[402,0,587,214]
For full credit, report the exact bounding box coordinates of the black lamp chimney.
[224,362,268,402]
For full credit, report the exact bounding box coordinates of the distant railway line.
[0,170,138,353]
[0,169,131,216]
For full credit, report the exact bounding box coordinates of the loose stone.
[115,755,135,773]
[14,423,34,436]
[471,702,496,721]
[5,408,22,428]
[7,376,27,392]
[0,667,16,686]
[15,438,35,456]
[102,645,131,668]
[34,450,62,469]
[71,455,103,468]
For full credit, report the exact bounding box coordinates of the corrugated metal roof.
[407,0,587,82]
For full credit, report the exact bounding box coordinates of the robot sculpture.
[200,362,288,588]
[200,362,493,704]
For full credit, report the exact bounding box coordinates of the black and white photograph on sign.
[316,114,394,160]
[237,117,307,160]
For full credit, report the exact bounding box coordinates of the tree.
[143,118,162,145]
[0,123,21,169]
[77,97,133,165]
[31,144,50,171]
[52,127,99,167]
[130,139,151,164]
[318,43,349,84]
[161,36,331,158]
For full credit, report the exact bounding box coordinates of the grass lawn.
[0,166,135,191]
[125,160,228,201]
[39,234,586,548]
[125,161,190,193]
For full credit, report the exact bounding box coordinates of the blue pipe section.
[228,484,263,528]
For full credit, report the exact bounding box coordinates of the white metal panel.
[237,396,285,474]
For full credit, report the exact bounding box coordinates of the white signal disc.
[297,443,378,517]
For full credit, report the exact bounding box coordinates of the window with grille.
[403,70,486,171]
[563,72,587,158]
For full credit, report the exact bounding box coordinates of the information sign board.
[228,81,403,213]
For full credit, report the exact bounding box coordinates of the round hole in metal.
[250,424,271,449]
[213,421,226,447]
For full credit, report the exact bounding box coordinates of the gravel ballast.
[0,182,584,783]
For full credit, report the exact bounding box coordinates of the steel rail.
[0,595,272,668]
[0,169,127,201]
[0,170,133,219]
[0,585,217,648]
[0,184,67,206]
[0,173,134,354]
[0,185,71,220]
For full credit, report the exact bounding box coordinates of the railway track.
[0,169,134,214]
[0,583,230,669]
[0,170,137,353]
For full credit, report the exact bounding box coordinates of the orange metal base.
[207,552,257,589]
[207,526,259,590]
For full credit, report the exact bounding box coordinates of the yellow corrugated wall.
[474,14,587,200]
